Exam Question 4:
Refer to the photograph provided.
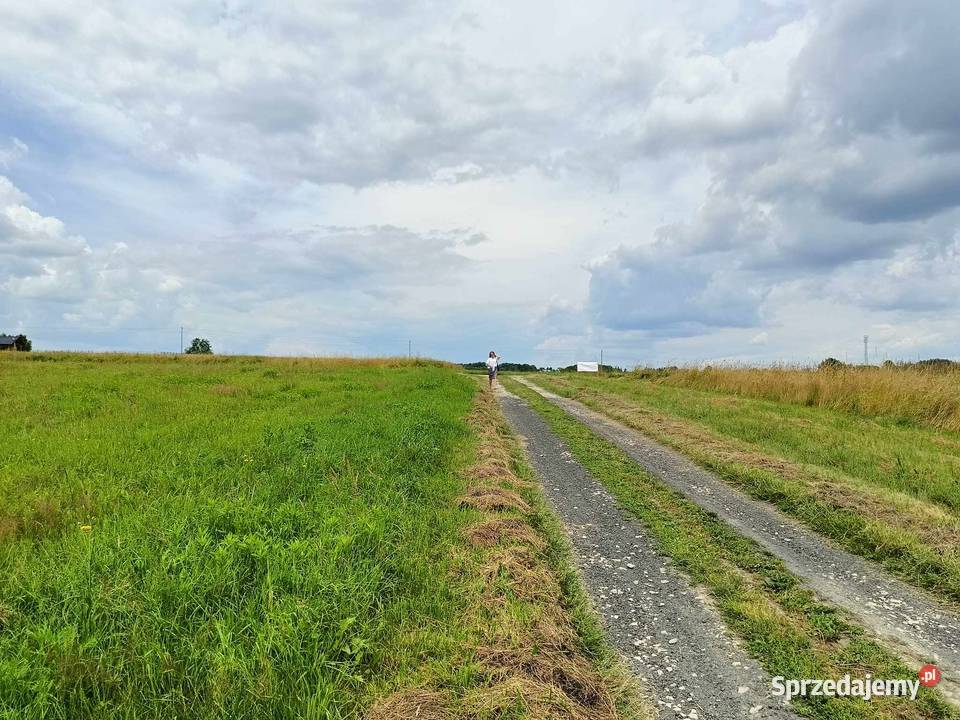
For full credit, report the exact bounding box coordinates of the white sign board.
[576,361,599,372]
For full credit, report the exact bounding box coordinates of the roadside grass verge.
[529,374,960,603]
[504,377,958,720]
[652,365,960,433]
[368,383,653,719]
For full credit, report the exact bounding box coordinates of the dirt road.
[513,376,960,705]
[497,384,798,719]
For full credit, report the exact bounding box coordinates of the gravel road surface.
[514,376,960,705]
[497,385,798,719]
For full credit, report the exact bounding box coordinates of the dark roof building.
[0,334,16,350]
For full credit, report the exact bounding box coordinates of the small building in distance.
[0,335,15,351]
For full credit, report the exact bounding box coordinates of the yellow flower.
[79,524,92,532]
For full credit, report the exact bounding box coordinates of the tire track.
[496,385,798,719]
[514,376,960,705]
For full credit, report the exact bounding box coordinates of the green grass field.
[12,351,954,719]
[528,373,960,602]
[0,354,644,720]
[1,354,479,718]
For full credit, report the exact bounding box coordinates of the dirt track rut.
[514,376,960,705]
[497,385,798,719]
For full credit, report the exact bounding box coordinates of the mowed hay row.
[459,486,531,514]
[370,386,636,720]
[463,518,546,551]
[365,689,453,720]
[459,387,624,718]
[656,366,960,432]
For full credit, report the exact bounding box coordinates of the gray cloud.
[820,146,960,224]
[535,298,589,338]
[0,1,618,187]
[587,245,764,334]
[825,236,960,313]
[571,0,960,349]
[796,0,960,142]
[170,225,477,299]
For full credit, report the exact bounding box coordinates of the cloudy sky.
[1,0,957,365]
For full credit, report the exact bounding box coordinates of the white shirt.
[486,356,499,369]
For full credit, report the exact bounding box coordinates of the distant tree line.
[462,361,540,372]
[819,357,958,372]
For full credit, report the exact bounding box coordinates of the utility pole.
[863,335,869,365]
[180,326,184,354]
[600,348,604,375]
[408,339,411,359]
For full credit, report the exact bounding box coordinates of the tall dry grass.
[656,365,960,433]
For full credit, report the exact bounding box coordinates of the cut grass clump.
[462,675,612,720]
[480,545,561,604]
[365,689,453,720]
[463,518,546,551]
[504,376,959,720]
[532,374,960,603]
[459,486,532,514]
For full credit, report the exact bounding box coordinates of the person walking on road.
[486,350,501,388]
